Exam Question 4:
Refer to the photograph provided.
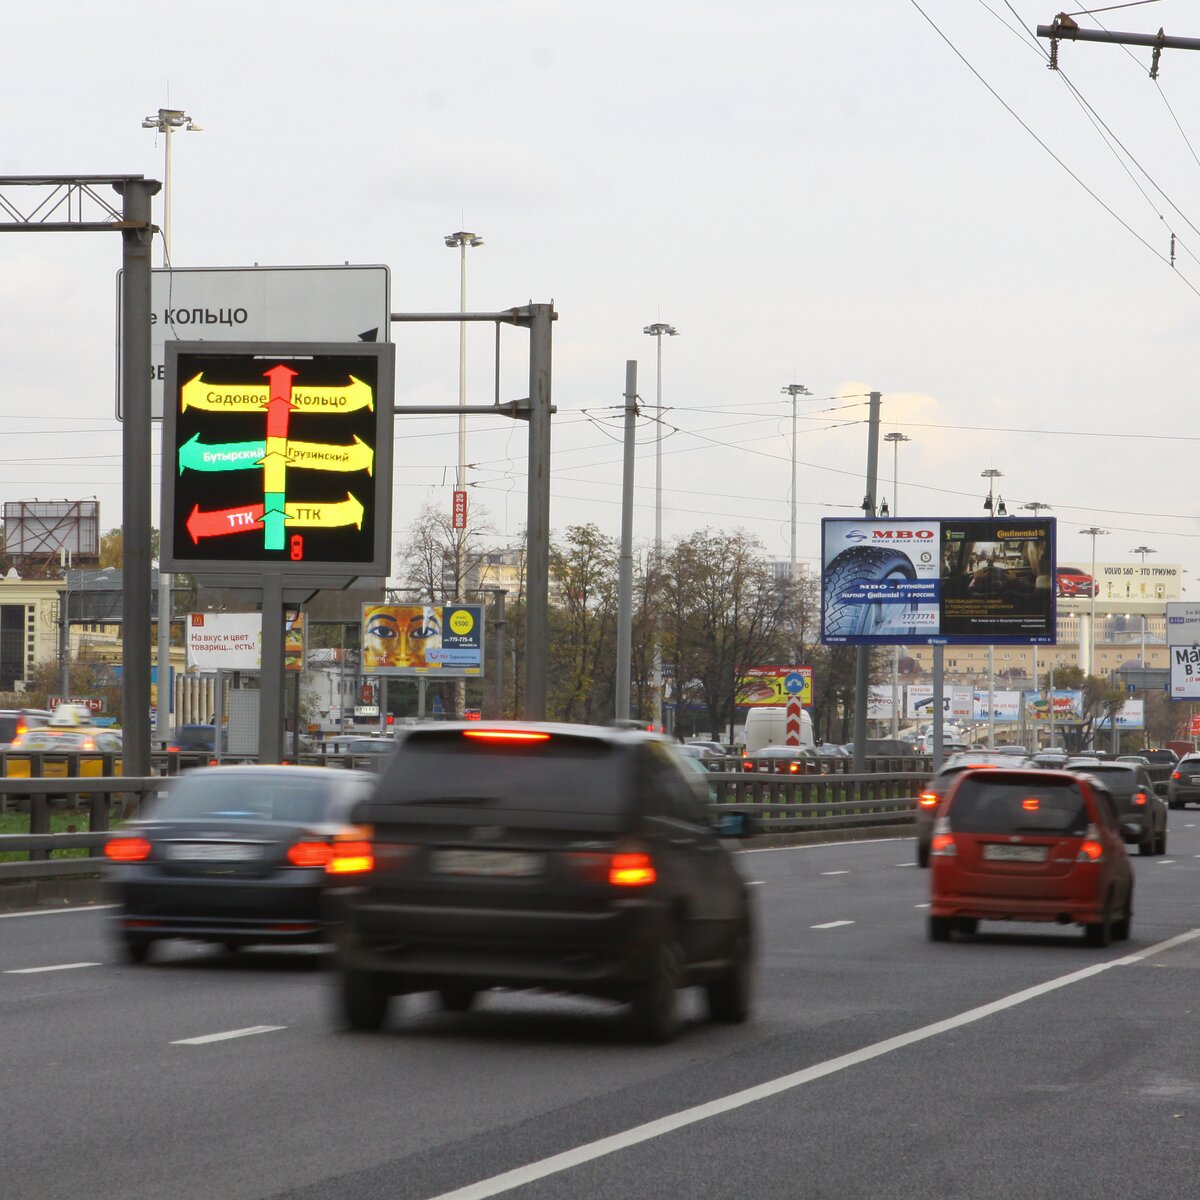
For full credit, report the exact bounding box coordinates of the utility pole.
[851,391,882,774]
[1038,16,1200,77]
[883,431,909,737]
[616,361,637,721]
[782,384,812,581]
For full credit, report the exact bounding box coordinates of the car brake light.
[930,816,956,856]
[609,852,656,886]
[1077,823,1105,862]
[788,761,801,774]
[286,840,332,867]
[9,736,22,749]
[1133,791,1147,807]
[325,827,375,875]
[918,791,940,808]
[105,836,152,863]
[1022,797,1040,811]
[461,729,551,743]
[1171,771,1180,780]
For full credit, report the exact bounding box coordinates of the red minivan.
[929,768,1133,946]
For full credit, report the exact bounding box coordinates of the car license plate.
[168,843,261,862]
[983,843,1047,863]
[430,848,544,877]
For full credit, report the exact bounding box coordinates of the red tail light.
[609,852,656,886]
[326,827,375,875]
[286,840,332,868]
[462,729,550,743]
[1133,791,1147,807]
[1172,771,1180,780]
[930,833,956,856]
[788,761,801,774]
[1076,823,1105,862]
[918,791,940,808]
[105,836,152,863]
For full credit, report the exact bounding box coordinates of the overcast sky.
[3,1,1199,589]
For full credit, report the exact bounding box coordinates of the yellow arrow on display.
[257,438,292,492]
[181,374,269,412]
[289,376,374,414]
[286,435,374,474]
[285,492,365,530]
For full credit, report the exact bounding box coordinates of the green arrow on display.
[263,494,288,551]
[178,433,269,474]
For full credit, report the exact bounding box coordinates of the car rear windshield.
[152,774,332,823]
[1076,766,1142,798]
[380,730,624,813]
[949,775,1088,837]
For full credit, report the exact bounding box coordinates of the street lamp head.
[781,384,812,397]
[884,432,910,444]
[996,496,1007,517]
[879,499,890,518]
[643,323,678,337]
[445,231,483,248]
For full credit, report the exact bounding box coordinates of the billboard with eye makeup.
[360,604,484,676]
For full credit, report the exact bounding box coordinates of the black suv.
[1073,762,1167,855]
[1168,754,1200,809]
[326,722,755,1042]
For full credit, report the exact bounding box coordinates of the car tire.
[338,968,390,1031]
[1139,835,1155,857]
[928,916,952,942]
[1084,895,1114,948]
[917,841,930,869]
[704,922,753,1024]
[1156,828,1167,856]
[627,940,683,1044]
[120,936,153,965]
[438,985,478,1013]
[823,546,918,639]
[1112,890,1133,942]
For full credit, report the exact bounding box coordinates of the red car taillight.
[325,828,375,875]
[1133,791,1148,807]
[286,840,332,868]
[1076,823,1105,862]
[1172,771,1180,780]
[610,852,656,886]
[918,790,940,808]
[930,816,956,856]
[105,836,152,863]
[565,848,657,887]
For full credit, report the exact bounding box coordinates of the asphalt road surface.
[5,821,1200,1200]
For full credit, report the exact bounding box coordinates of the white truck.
[743,707,815,754]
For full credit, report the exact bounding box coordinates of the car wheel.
[1112,889,1133,942]
[1156,828,1167,856]
[338,968,390,1031]
[1139,835,1155,857]
[120,936,153,965]
[704,922,753,1024]
[917,841,930,869]
[1084,894,1114,948]
[438,985,478,1013]
[627,939,683,1044]
[956,918,978,936]
[928,916,952,942]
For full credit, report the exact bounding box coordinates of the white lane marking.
[896,862,917,867]
[0,904,120,920]
[914,903,930,909]
[741,837,903,854]
[424,928,1200,1200]
[745,880,765,887]
[810,920,855,930]
[4,962,100,975]
[820,870,849,876]
[1158,860,1176,865]
[171,1025,285,1046]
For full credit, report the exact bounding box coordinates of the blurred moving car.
[1116,755,1151,768]
[815,742,849,758]
[686,740,727,756]
[1031,748,1069,768]
[928,767,1133,946]
[0,707,52,749]
[741,744,824,774]
[104,765,376,962]
[1167,753,1200,809]
[1070,762,1166,856]
[1143,748,1180,768]
[915,752,1030,867]
[325,722,755,1043]
[678,743,721,769]
[166,724,224,754]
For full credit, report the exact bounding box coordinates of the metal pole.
[115,177,159,779]
[932,644,945,770]
[790,389,797,577]
[259,573,284,764]
[616,361,637,721]
[1032,643,1039,748]
[652,333,663,732]
[156,119,175,751]
[851,390,882,774]
[988,645,995,747]
[524,304,553,719]
[1048,663,1056,750]
[491,589,506,719]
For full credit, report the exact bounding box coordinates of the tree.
[1042,665,1126,751]
[99,527,160,570]
[394,501,496,601]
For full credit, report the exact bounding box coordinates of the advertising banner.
[1169,646,1200,700]
[1166,603,1200,647]
[735,665,813,707]
[867,685,895,720]
[361,604,484,676]
[1096,699,1145,729]
[1057,562,1182,614]
[906,684,973,720]
[972,690,1020,723]
[187,612,262,670]
[821,517,1055,645]
[1023,689,1084,722]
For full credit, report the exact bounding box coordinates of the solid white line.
[820,870,849,876]
[914,903,930,909]
[422,928,1200,1200]
[4,962,100,975]
[745,880,765,887]
[171,1025,285,1046]
[1157,860,1176,865]
[810,920,855,930]
[0,904,119,920]
[896,862,917,867]
[741,837,903,855]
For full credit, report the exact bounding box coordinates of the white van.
[743,707,815,754]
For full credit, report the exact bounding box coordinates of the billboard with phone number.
[820,517,1056,646]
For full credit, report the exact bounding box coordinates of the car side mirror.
[713,808,756,838]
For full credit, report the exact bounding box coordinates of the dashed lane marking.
[810,920,855,930]
[171,1025,286,1046]
[4,962,100,974]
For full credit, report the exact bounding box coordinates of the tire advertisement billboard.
[820,517,1056,646]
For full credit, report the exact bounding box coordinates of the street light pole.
[884,432,910,736]
[782,384,812,581]
[1081,527,1110,691]
[981,470,1005,747]
[1023,502,1052,747]
[643,322,678,732]
[143,106,200,749]
[1130,544,1157,670]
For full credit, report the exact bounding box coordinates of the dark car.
[740,744,824,774]
[1071,762,1166,856]
[1167,753,1200,809]
[104,765,376,962]
[0,707,52,748]
[325,722,755,1043]
[915,753,1029,867]
[928,768,1133,946]
[166,724,224,754]
[1143,748,1180,768]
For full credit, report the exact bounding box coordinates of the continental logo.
[996,528,1040,539]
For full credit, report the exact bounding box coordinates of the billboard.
[187,612,262,671]
[161,341,395,578]
[906,684,973,720]
[821,517,1056,646]
[1056,561,1182,613]
[1169,647,1200,700]
[1096,699,1144,730]
[735,665,813,707]
[361,604,484,677]
[1023,689,1084,722]
[972,690,1020,723]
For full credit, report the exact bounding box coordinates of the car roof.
[176,764,375,781]
[396,720,669,748]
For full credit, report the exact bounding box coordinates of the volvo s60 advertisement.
[821,517,1056,646]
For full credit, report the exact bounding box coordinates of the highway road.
[4,822,1200,1200]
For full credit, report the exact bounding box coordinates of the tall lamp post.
[143,106,201,748]
[782,384,812,581]
[981,470,1006,745]
[881,432,910,735]
[445,231,483,719]
[1081,526,1109,688]
[1023,502,1053,746]
[643,322,678,732]
[1130,544,1157,671]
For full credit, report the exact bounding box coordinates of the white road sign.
[116,264,390,419]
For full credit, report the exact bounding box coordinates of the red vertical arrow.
[264,364,297,439]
